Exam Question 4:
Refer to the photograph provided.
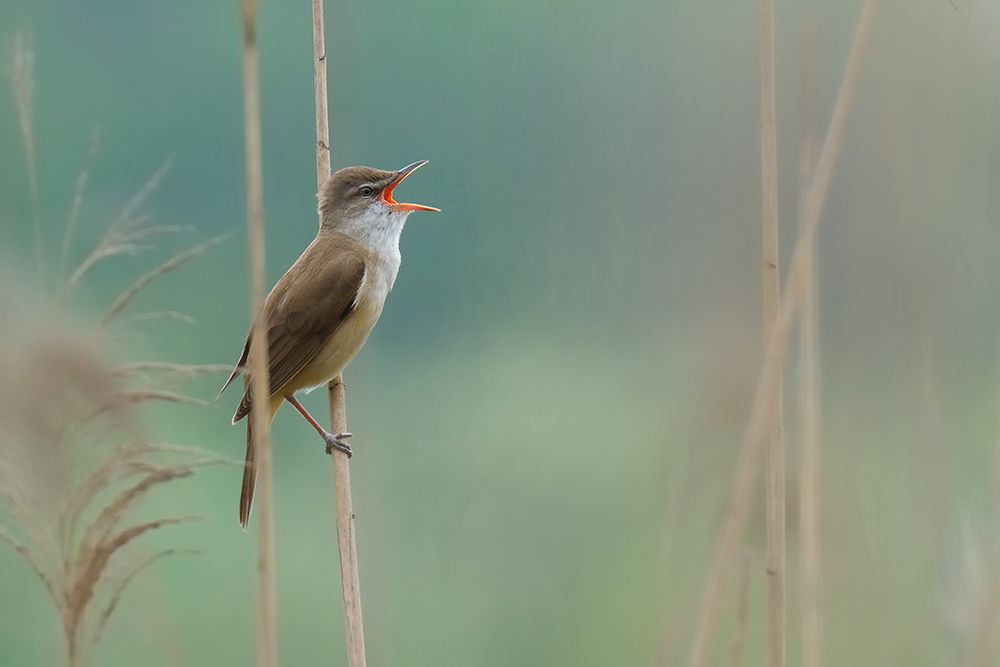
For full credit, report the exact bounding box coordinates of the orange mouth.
[381,160,440,212]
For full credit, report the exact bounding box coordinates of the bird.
[219,160,439,527]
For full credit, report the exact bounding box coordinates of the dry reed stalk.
[797,25,824,667]
[238,0,278,664]
[311,1,367,663]
[685,2,878,664]
[757,1,785,665]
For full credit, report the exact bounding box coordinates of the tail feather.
[232,387,253,425]
[239,417,257,529]
[219,334,251,400]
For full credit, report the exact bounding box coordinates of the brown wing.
[229,238,366,423]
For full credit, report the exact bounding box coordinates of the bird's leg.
[285,395,354,457]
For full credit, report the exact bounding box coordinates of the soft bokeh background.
[2,0,1000,664]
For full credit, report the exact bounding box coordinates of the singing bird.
[220,160,439,527]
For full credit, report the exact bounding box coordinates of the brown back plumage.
[224,232,367,423]
[222,231,369,528]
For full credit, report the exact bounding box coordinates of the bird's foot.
[323,431,354,457]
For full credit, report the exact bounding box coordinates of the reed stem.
[684,3,878,663]
[758,1,785,665]
[310,2,367,664]
[797,25,824,667]
[239,1,278,664]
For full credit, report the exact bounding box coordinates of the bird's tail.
[239,417,257,530]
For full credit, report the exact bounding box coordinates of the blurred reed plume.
[2,35,229,666]
[0,295,226,666]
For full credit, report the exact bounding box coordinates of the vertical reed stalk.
[239,1,278,664]
[758,1,785,665]
[797,26,824,667]
[685,2,878,664]
[310,2,367,664]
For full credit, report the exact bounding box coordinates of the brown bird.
[220,160,439,527]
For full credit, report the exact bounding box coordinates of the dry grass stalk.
[311,1,368,665]
[238,0,279,664]
[757,1,785,665]
[685,2,878,665]
[797,24,824,667]
[10,33,45,288]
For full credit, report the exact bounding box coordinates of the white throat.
[338,204,409,257]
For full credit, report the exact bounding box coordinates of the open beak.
[381,160,440,212]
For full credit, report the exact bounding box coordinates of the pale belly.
[285,283,386,394]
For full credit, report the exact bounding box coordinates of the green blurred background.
[2,0,1000,664]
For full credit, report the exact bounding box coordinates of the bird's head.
[319,161,439,244]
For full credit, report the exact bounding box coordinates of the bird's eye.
[359,185,375,197]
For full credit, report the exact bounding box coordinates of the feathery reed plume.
[312,1,368,664]
[238,0,278,664]
[3,44,231,663]
[0,292,226,667]
[685,2,878,664]
[61,159,187,300]
[757,1,786,665]
[797,22,824,667]
[9,33,45,288]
